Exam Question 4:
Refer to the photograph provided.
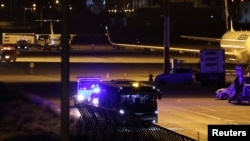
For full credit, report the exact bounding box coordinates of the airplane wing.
[180,35,221,43]
[105,26,201,53]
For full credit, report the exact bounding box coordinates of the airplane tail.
[104,26,114,45]
[225,0,234,32]
[230,19,235,32]
[50,21,54,35]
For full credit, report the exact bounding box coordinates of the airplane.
[180,0,250,64]
[104,0,250,64]
[35,19,75,50]
[105,26,202,54]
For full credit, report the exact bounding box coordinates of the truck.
[195,49,225,86]
[95,79,162,124]
[2,33,35,47]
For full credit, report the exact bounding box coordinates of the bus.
[96,79,161,124]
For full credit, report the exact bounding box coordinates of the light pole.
[40,8,43,27]
[23,8,27,27]
[163,0,170,74]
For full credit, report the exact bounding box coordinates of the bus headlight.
[155,110,158,114]
[119,109,125,115]
[92,98,99,106]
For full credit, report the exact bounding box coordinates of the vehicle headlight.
[155,110,158,114]
[216,88,225,93]
[77,95,85,101]
[119,109,125,115]
[92,98,99,106]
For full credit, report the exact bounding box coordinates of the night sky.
[0,1,247,44]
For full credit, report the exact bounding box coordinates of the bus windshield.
[120,92,156,105]
[78,81,99,90]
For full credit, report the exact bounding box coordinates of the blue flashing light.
[93,87,100,93]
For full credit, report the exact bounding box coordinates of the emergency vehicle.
[0,46,18,62]
[73,76,102,105]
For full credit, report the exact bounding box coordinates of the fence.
[73,104,197,141]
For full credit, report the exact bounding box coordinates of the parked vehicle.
[0,46,18,62]
[2,33,35,47]
[195,49,225,86]
[228,76,250,104]
[215,82,234,100]
[16,39,28,50]
[154,68,195,85]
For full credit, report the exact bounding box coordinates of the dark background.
[0,0,249,44]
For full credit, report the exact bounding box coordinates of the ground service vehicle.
[0,46,18,62]
[228,76,250,104]
[74,76,102,105]
[195,49,225,86]
[97,80,161,124]
[154,68,194,85]
[2,33,35,47]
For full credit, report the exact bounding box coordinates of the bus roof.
[100,80,155,89]
[77,76,102,81]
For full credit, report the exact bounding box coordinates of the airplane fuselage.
[220,31,250,63]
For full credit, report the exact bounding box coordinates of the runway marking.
[175,105,221,120]
[177,99,216,111]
